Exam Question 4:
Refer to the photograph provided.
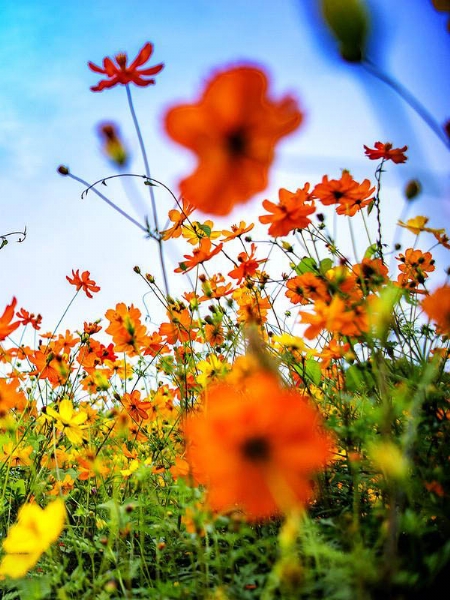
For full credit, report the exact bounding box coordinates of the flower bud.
[404,179,422,201]
[57,165,70,175]
[321,0,370,62]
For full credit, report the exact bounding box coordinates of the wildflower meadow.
[1,2,449,599]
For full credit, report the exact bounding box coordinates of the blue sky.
[0,0,449,335]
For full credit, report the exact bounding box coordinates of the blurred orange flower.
[364,142,408,164]
[422,285,450,335]
[260,185,316,237]
[66,270,100,299]
[0,298,20,341]
[184,371,331,520]
[88,42,164,92]
[16,308,42,331]
[165,66,302,215]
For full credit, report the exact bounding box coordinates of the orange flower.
[16,308,42,331]
[221,221,254,242]
[422,285,450,335]
[105,303,149,355]
[165,66,302,215]
[66,270,100,299]
[160,199,196,240]
[88,42,164,92]
[313,171,375,216]
[299,296,368,339]
[285,273,329,305]
[121,390,153,422]
[259,185,316,237]
[228,243,265,283]
[396,248,435,291]
[0,379,27,416]
[0,298,20,341]
[364,142,408,164]
[175,238,223,273]
[184,371,331,520]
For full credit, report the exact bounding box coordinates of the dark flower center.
[226,129,247,156]
[240,435,271,463]
[333,191,344,200]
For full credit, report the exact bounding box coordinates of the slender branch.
[362,58,450,150]
[125,84,170,296]
[67,172,148,233]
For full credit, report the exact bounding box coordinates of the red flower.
[175,238,223,273]
[0,298,20,341]
[88,42,164,92]
[363,142,408,164]
[165,66,302,215]
[228,243,266,283]
[16,308,42,330]
[259,185,315,237]
[66,270,101,299]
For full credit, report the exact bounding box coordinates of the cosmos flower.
[88,42,164,92]
[165,66,302,215]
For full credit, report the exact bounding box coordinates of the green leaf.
[198,224,211,237]
[363,244,378,259]
[294,257,317,275]
[319,258,333,275]
[304,358,322,386]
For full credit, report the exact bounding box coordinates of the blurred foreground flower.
[0,499,65,579]
[0,297,20,341]
[184,371,331,520]
[66,269,100,299]
[165,66,303,215]
[422,285,450,335]
[88,42,164,92]
[98,122,129,166]
[321,0,370,62]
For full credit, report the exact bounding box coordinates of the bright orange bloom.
[221,221,254,242]
[422,285,450,335]
[233,288,271,325]
[160,199,196,240]
[175,238,223,273]
[228,243,265,283]
[363,142,408,164]
[0,379,27,416]
[66,270,100,299]
[105,303,149,355]
[313,171,375,216]
[260,185,316,237]
[88,42,164,92]
[396,248,435,291]
[184,371,331,520]
[159,307,197,344]
[199,274,233,301]
[0,298,20,341]
[285,273,329,305]
[352,258,389,291]
[299,296,368,339]
[16,308,42,331]
[121,390,153,422]
[165,66,302,215]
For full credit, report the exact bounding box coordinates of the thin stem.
[125,84,170,296]
[68,173,148,233]
[362,58,450,151]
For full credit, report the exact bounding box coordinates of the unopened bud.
[321,0,370,62]
[404,179,421,201]
[57,165,69,175]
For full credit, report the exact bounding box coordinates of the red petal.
[88,61,106,74]
[103,57,118,76]
[137,63,164,76]
[129,42,153,70]
[90,77,120,92]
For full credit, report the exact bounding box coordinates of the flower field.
[1,3,449,599]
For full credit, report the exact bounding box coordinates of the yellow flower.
[398,216,445,236]
[0,499,65,579]
[196,354,229,388]
[181,220,221,245]
[46,398,88,445]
